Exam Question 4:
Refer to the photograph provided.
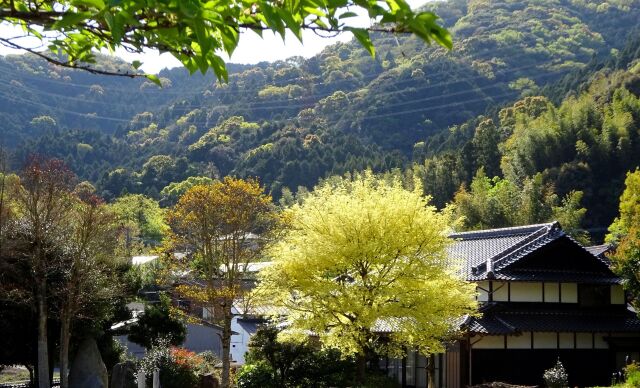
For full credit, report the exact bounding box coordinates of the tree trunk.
[59,311,71,388]
[221,305,232,388]
[427,354,436,388]
[356,352,366,386]
[36,281,50,388]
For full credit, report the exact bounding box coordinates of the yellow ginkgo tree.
[255,172,477,382]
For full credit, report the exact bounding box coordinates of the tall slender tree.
[57,186,122,388]
[12,157,76,388]
[167,177,277,388]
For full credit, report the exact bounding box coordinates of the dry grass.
[0,366,31,383]
[469,383,537,388]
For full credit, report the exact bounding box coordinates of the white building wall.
[476,281,489,302]
[533,332,557,349]
[576,333,592,349]
[594,333,608,349]
[559,333,574,349]
[544,283,560,302]
[230,316,249,364]
[561,283,578,303]
[472,335,505,349]
[611,285,625,304]
[470,332,612,350]
[507,332,531,349]
[493,282,509,301]
[230,317,261,365]
[510,283,543,302]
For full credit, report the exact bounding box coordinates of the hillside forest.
[1,0,640,242]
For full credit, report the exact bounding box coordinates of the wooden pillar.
[467,334,473,386]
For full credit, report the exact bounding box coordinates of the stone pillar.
[137,371,145,388]
[152,369,160,388]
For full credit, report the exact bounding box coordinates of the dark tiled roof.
[586,244,612,258]
[448,222,615,282]
[466,305,640,334]
[466,314,516,335]
[586,244,613,266]
[494,270,620,284]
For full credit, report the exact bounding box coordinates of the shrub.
[127,294,187,349]
[237,326,355,387]
[196,351,222,376]
[138,338,200,388]
[361,371,400,388]
[171,347,204,368]
[543,359,568,388]
[625,363,640,387]
[237,361,276,388]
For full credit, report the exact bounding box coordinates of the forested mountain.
[2,0,640,236]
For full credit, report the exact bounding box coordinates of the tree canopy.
[255,172,477,381]
[607,169,640,243]
[128,294,187,350]
[608,169,640,310]
[0,0,452,80]
[167,176,277,388]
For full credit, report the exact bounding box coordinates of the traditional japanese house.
[385,222,640,387]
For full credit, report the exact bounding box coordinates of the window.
[579,284,610,307]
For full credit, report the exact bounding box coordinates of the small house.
[383,222,640,387]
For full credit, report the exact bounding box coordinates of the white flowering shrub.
[543,359,568,388]
[138,337,172,375]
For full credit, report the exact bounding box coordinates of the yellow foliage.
[167,177,277,318]
[255,172,478,357]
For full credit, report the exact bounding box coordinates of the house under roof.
[383,222,640,388]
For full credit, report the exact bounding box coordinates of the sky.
[0,0,431,74]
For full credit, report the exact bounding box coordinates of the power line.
[0,42,516,95]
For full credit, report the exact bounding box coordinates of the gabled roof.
[448,222,616,282]
[585,244,613,265]
[586,244,612,258]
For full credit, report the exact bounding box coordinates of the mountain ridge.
[2,0,640,234]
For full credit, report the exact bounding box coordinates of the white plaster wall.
[533,332,557,349]
[510,282,543,302]
[611,285,625,304]
[594,333,608,349]
[561,283,578,303]
[576,333,592,349]
[476,281,489,302]
[559,333,574,349]
[493,281,509,301]
[472,335,505,349]
[507,332,531,349]
[544,283,559,302]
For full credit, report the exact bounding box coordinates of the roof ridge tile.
[449,222,557,240]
